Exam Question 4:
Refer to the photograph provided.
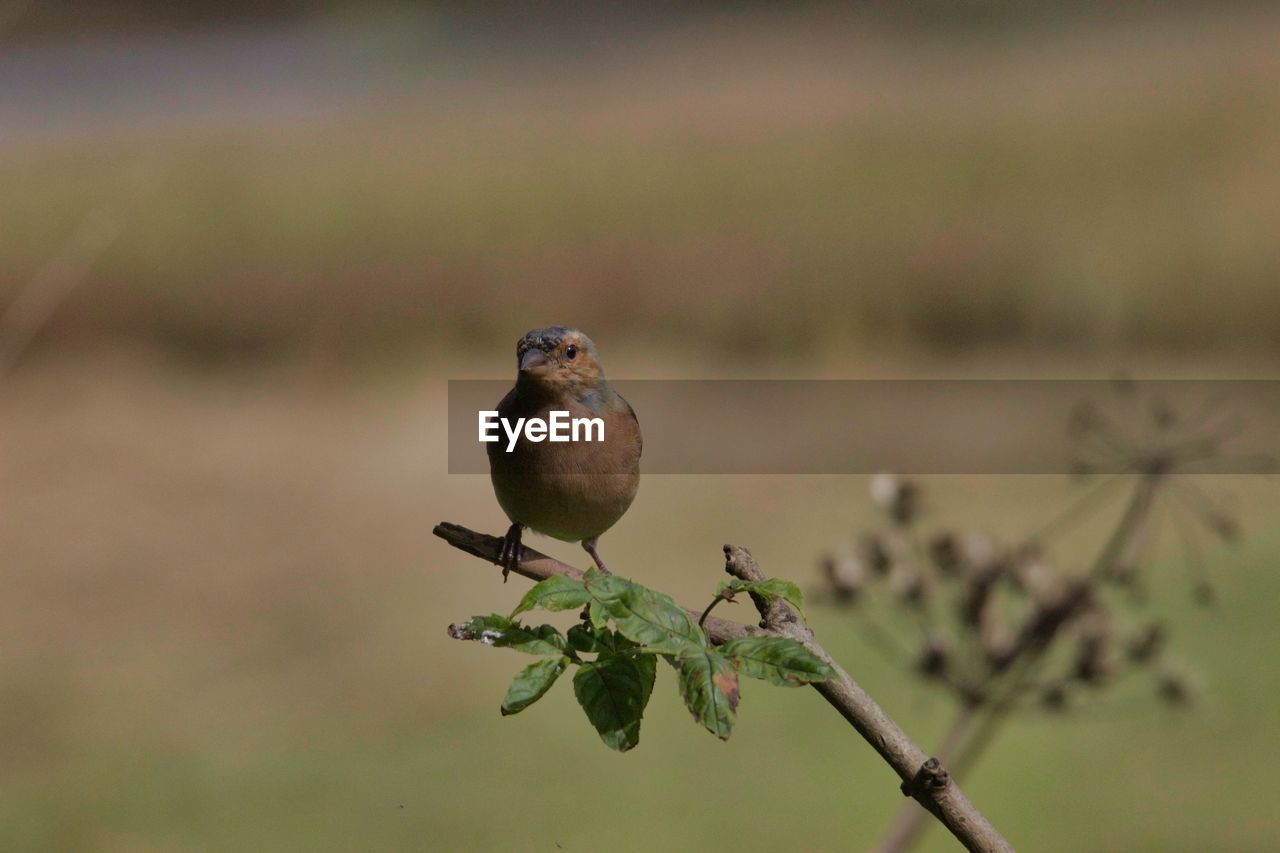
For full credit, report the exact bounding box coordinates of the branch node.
[724,543,797,630]
[900,757,951,798]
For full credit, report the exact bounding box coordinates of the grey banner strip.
[449,380,1278,475]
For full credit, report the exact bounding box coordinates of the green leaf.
[567,623,597,653]
[754,579,806,619]
[573,654,650,752]
[448,615,566,656]
[588,599,610,631]
[674,648,739,740]
[501,657,568,715]
[594,629,637,653]
[635,650,657,707]
[565,624,657,687]
[583,571,612,631]
[497,623,568,656]
[510,575,590,619]
[448,614,513,643]
[719,636,836,687]
[586,574,706,656]
[717,577,808,622]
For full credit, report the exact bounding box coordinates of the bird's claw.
[499,523,523,582]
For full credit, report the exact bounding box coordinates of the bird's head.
[514,326,607,402]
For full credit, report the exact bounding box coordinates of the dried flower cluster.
[818,384,1273,851]
[822,473,1195,718]
[821,384,1260,729]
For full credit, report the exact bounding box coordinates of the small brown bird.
[488,327,641,578]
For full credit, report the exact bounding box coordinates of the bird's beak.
[519,348,551,376]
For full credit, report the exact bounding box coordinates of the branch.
[876,705,979,853]
[433,521,1014,853]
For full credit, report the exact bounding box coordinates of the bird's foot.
[582,539,612,575]
[499,523,523,582]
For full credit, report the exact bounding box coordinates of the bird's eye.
[565,344,578,360]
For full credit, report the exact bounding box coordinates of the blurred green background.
[2,2,1279,850]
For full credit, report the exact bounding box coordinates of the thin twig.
[697,592,732,627]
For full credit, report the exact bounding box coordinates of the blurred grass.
[4,5,1280,363]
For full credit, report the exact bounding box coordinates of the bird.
[488,326,641,579]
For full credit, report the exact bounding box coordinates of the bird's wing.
[619,394,642,459]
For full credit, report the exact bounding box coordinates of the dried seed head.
[1025,580,1089,645]
[1041,681,1069,711]
[1078,605,1113,641]
[960,533,997,576]
[896,569,927,608]
[891,481,919,525]
[1072,622,1114,686]
[1069,605,1115,685]
[870,472,901,510]
[870,473,919,525]
[980,621,1014,668]
[1126,623,1167,664]
[1073,644,1113,685]
[823,553,866,603]
[1157,672,1193,705]
[861,532,893,576]
[929,532,962,577]
[958,570,998,629]
[917,633,950,679]
[1012,553,1063,606]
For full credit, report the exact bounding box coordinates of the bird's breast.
[487,393,641,541]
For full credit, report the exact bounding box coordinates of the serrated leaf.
[719,636,835,687]
[717,577,808,622]
[501,657,568,715]
[675,649,739,740]
[573,654,650,752]
[510,575,590,619]
[448,614,566,656]
[586,574,706,655]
